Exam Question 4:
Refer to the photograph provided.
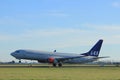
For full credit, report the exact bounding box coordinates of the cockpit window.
[15,50,20,53]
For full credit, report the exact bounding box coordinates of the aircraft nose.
[11,52,16,57]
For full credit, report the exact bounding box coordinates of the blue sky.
[0,0,120,62]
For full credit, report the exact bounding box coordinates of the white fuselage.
[11,49,97,64]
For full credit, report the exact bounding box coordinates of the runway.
[0,64,118,68]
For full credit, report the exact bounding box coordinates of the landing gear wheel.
[19,60,21,63]
[53,63,57,67]
[58,63,62,67]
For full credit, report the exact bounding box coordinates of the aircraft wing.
[54,55,86,62]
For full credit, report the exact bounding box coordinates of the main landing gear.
[19,60,21,63]
[53,63,57,67]
[52,62,62,67]
[58,62,62,67]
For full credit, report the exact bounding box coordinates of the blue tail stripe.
[81,39,103,57]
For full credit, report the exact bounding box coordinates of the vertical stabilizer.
[81,39,103,57]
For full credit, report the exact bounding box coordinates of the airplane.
[11,39,107,67]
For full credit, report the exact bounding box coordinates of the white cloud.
[0,23,120,50]
[49,13,68,17]
[112,2,120,8]
[0,34,12,41]
[44,10,69,17]
[17,10,69,18]
[0,28,96,49]
[100,26,120,31]
[0,16,30,27]
[82,24,120,44]
[22,28,85,37]
[83,24,120,32]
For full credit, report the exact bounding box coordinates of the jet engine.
[48,57,55,63]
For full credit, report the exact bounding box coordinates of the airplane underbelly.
[64,57,95,64]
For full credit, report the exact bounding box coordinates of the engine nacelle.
[48,57,55,63]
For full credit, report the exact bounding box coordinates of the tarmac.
[0,64,118,68]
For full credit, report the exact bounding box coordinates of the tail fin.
[81,39,103,57]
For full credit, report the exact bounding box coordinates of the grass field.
[0,64,120,80]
